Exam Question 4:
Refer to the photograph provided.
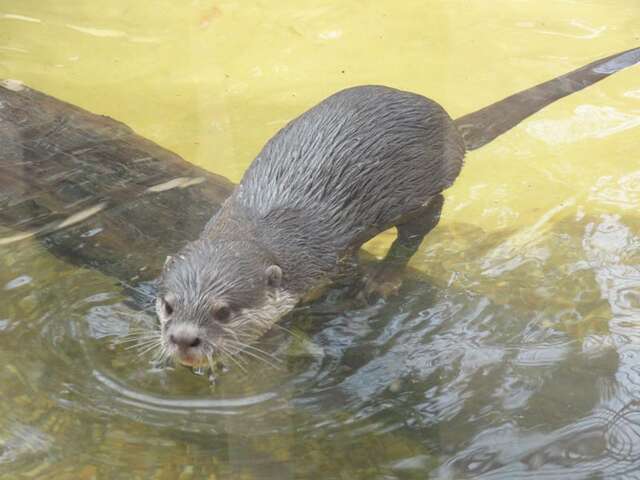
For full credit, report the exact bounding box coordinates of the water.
[1,0,640,478]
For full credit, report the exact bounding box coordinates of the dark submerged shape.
[0,80,233,285]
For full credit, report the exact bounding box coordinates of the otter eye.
[162,297,174,316]
[213,306,230,323]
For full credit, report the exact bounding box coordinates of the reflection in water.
[435,213,640,479]
[526,105,640,145]
[590,170,640,211]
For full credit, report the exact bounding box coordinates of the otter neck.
[205,200,342,296]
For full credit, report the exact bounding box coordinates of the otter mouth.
[165,340,226,371]
[174,352,228,379]
[175,353,208,368]
[167,344,218,369]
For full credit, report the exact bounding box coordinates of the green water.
[1,1,640,478]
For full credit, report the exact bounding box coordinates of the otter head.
[156,239,297,368]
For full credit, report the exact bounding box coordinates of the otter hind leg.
[387,194,444,265]
[361,194,444,300]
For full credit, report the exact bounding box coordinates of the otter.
[156,47,640,369]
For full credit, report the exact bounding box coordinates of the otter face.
[155,240,297,369]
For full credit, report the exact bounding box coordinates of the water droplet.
[191,366,208,376]
[4,275,32,290]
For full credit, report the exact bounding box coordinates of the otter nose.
[169,332,202,349]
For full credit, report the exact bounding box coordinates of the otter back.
[236,85,465,252]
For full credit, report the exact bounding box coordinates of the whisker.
[118,327,158,335]
[223,339,283,371]
[218,348,247,374]
[114,334,158,342]
[116,332,161,342]
[224,339,282,364]
[136,348,160,359]
[224,347,248,365]
[113,337,147,346]
[124,340,160,351]
[237,347,282,370]
[136,342,163,357]
[117,338,160,347]
[271,323,305,342]
[206,356,219,382]
[105,332,152,340]
[125,342,159,350]
[112,309,150,318]
[120,332,161,341]
[152,348,170,366]
[236,327,266,340]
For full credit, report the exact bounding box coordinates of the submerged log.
[0,80,234,286]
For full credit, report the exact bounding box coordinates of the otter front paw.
[357,263,405,303]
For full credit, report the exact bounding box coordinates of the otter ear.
[265,265,282,288]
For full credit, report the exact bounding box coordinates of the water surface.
[1,1,640,478]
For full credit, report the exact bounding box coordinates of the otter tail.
[454,47,640,151]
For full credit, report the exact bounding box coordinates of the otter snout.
[164,324,208,366]
[169,331,201,349]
